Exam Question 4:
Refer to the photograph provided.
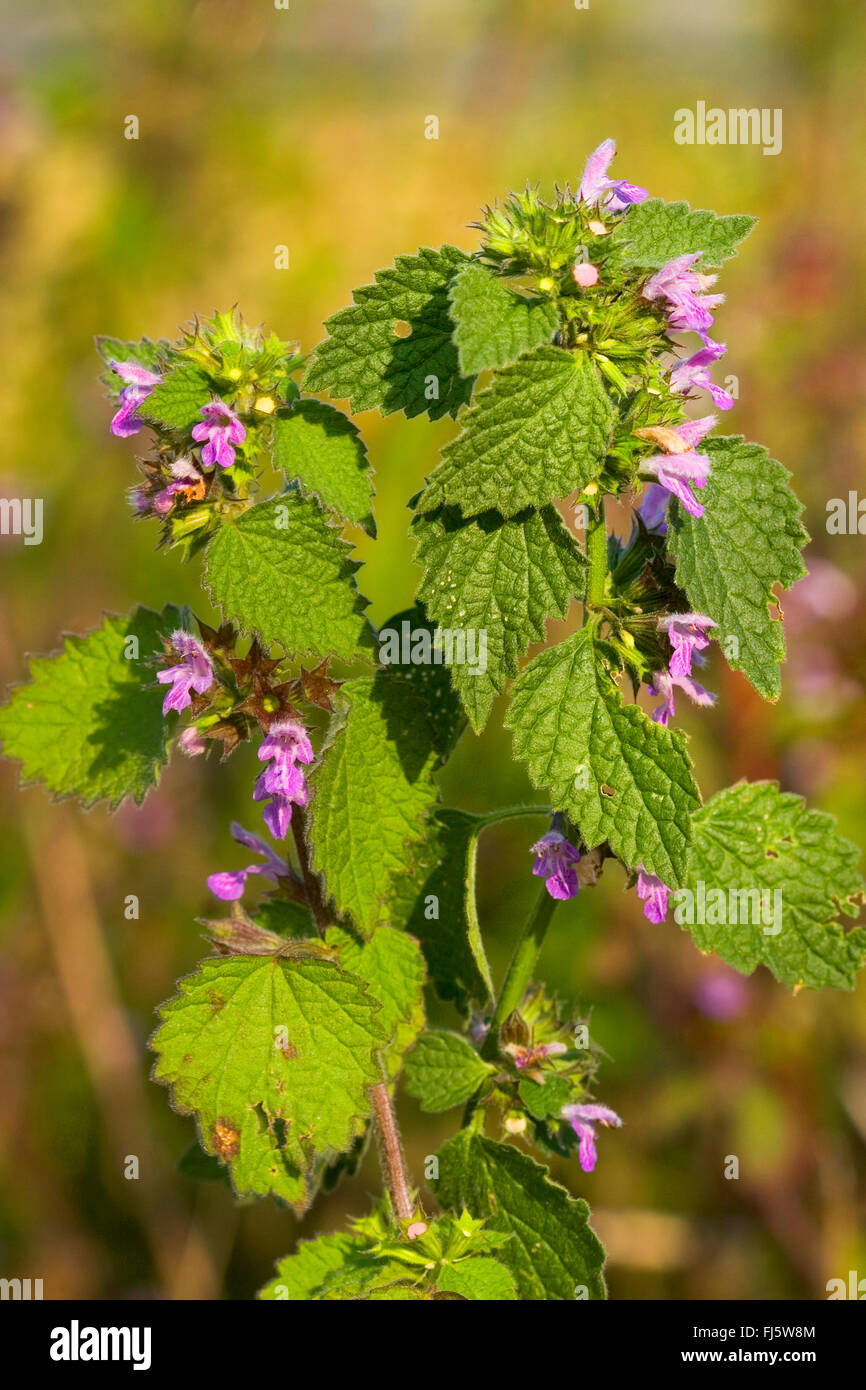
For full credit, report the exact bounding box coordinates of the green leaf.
[667,437,808,700]
[377,604,467,763]
[433,1130,606,1300]
[403,1031,494,1112]
[204,494,371,661]
[413,504,586,732]
[141,361,214,431]
[272,400,376,536]
[303,245,474,421]
[518,1075,574,1121]
[506,628,700,885]
[437,1256,518,1300]
[610,198,757,271]
[420,347,614,517]
[309,673,440,936]
[449,262,559,375]
[384,808,494,1011]
[681,781,865,990]
[0,604,181,810]
[259,1233,366,1300]
[151,953,386,1206]
[325,925,426,1080]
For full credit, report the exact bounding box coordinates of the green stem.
[476,804,551,827]
[586,504,608,607]
[480,886,559,1060]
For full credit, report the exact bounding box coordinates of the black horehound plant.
[2,140,864,1302]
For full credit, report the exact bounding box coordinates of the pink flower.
[207,822,289,901]
[636,867,669,924]
[561,1102,623,1172]
[254,720,315,840]
[642,253,724,338]
[670,342,734,411]
[109,360,161,437]
[639,414,717,518]
[177,726,208,757]
[531,830,580,900]
[156,631,214,715]
[572,261,600,287]
[647,667,716,727]
[578,139,648,213]
[192,401,246,469]
[660,612,717,678]
[153,457,203,515]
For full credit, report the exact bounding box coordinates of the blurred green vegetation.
[1,0,865,1299]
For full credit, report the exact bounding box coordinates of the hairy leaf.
[309,674,440,936]
[434,1130,606,1300]
[506,628,699,885]
[325,925,426,1079]
[413,503,586,731]
[681,781,865,990]
[420,347,614,517]
[272,400,375,536]
[303,245,474,420]
[0,604,181,809]
[259,1233,365,1300]
[437,1256,518,1300]
[151,954,386,1206]
[403,1030,494,1112]
[141,361,215,431]
[204,493,371,660]
[449,262,558,374]
[668,437,808,700]
[610,198,757,271]
[385,808,494,1011]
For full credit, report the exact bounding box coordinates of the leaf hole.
[393,320,413,339]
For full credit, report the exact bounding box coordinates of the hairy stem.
[369,1078,414,1222]
[481,885,559,1059]
[290,808,330,938]
[585,502,608,608]
[290,809,417,1221]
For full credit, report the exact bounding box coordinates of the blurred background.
[1,0,865,1300]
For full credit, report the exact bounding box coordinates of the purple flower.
[561,1102,623,1173]
[636,867,670,924]
[637,482,671,534]
[207,822,289,901]
[669,341,734,411]
[639,414,717,518]
[660,612,717,678]
[254,719,315,840]
[642,253,724,338]
[192,401,246,469]
[177,725,208,757]
[109,360,161,437]
[578,139,648,213]
[156,631,214,715]
[648,667,716,727]
[531,830,580,901]
[153,457,203,515]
